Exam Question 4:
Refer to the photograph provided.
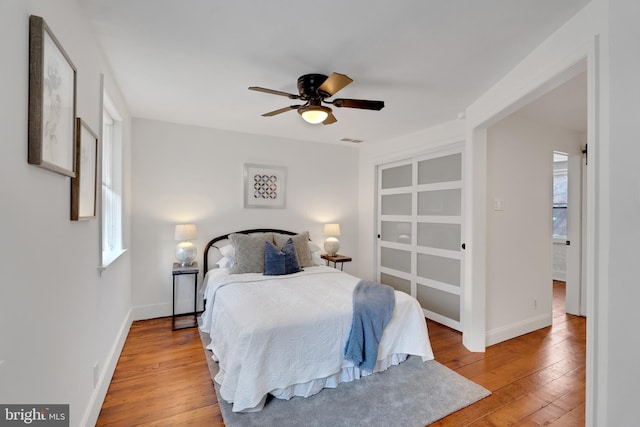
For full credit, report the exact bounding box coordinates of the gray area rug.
[199,324,490,427]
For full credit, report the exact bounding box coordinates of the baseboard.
[485,313,552,346]
[80,307,133,426]
[131,302,172,321]
[131,299,204,322]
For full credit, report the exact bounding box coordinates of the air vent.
[340,137,364,143]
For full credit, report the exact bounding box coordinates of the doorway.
[481,69,587,346]
[553,152,569,314]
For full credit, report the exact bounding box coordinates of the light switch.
[493,198,505,211]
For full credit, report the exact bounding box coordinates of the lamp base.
[324,237,340,256]
[175,241,197,266]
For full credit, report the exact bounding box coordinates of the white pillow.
[219,244,235,258]
[311,251,323,266]
[308,242,321,253]
[309,242,323,265]
[216,256,235,269]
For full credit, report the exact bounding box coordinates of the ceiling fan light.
[299,105,331,124]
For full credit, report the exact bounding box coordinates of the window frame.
[99,92,126,269]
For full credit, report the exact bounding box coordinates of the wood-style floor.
[97,281,585,426]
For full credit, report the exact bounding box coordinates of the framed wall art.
[70,118,98,221]
[28,15,77,177]
[244,164,287,209]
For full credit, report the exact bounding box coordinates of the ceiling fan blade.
[317,73,353,97]
[249,86,300,99]
[332,98,385,111]
[262,105,301,117]
[322,112,337,125]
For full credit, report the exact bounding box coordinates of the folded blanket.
[344,280,395,371]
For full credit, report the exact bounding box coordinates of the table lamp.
[323,223,341,256]
[175,224,197,266]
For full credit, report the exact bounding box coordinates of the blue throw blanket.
[344,280,395,372]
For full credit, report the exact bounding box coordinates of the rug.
[199,326,490,427]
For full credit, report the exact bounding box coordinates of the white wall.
[606,0,640,425]
[485,114,583,345]
[0,1,132,426]
[356,120,465,281]
[461,0,640,423]
[130,118,360,319]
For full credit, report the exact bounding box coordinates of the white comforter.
[199,266,434,412]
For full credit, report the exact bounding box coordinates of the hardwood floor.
[97,281,585,426]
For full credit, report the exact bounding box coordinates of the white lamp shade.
[175,224,197,241]
[323,223,341,236]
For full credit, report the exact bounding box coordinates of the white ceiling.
[517,70,588,133]
[80,0,591,145]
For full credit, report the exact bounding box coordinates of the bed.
[199,228,434,413]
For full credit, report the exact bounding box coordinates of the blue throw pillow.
[264,241,285,275]
[282,238,302,274]
[264,239,302,275]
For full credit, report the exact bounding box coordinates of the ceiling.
[80,0,591,145]
[517,70,588,133]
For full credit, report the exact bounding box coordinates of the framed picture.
[71,118,98,221]
[244,164,287,209]
[28,15,77,177]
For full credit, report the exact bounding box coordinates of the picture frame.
[28,15,77,177]
[244,163,287,209]
[71,118,98,221]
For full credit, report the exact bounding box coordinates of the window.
[100,93,125,268]
[553,153,568,238]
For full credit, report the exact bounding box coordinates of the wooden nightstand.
[321,254,352,271]
[172,262,199,330]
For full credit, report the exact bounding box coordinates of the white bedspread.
[199,266,434,412]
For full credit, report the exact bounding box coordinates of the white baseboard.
[131,299,204,322]
[131,302,172,321]
[80,307,133,427]
[486,313,552,346]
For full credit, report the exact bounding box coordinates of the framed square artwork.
[244,164,286,209]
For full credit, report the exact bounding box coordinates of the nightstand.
[321,254,352,271]
[172,262,199,330]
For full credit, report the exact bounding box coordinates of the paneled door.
[377,145,464,331]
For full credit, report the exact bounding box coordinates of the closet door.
[377,146,464,331]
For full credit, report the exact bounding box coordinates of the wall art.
[244,163,287,209]
[71,118,98,221]
[28,15,77,177]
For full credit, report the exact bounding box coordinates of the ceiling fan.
[249,72,384,125]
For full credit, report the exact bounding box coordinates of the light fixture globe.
[298,105,331,124]
[175,241,197,266]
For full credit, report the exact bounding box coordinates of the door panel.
[381,193,412,215]
[418,153,462,184]
[381,164,412,189]
[377,145,464,331]
[417,223,461,251]
[417,189,461,215]
[417,253,461,287]
[566,153,584,315]
[380,247,412,273]
[381,221,412,244]
[416,284,461,322]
